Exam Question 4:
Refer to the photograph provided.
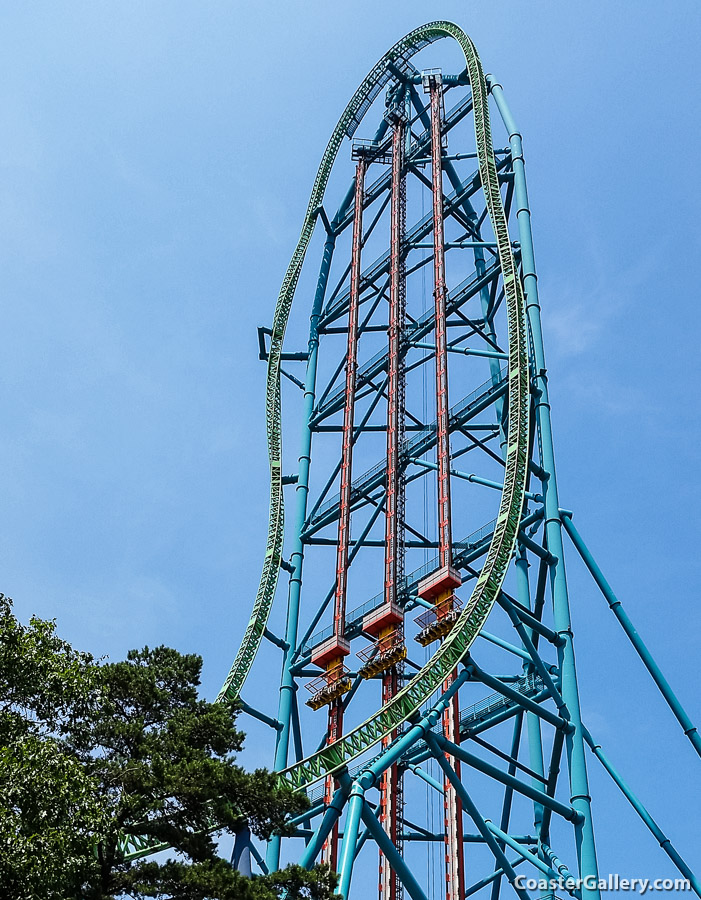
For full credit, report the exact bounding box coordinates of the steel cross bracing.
[108,19,701,900]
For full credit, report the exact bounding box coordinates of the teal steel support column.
[432,731,580,823]
[337,784,366,899]
[268,230,336,871]
[360,802,430,900]
[353,801,380,862]
[561,512,701,758]
[583,728,701,896]
[490,711,524,900]
[300,777,351,870]
[488,75,601,899]
[426,733,532,900]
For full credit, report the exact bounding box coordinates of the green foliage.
[0,594,104,897]
[0,595,337,900]
[124,861,337,900]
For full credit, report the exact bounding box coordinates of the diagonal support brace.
[561,511,701,759]
[432,731,582,823]
[426,732,532,900]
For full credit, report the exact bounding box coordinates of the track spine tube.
[487,76,601,898]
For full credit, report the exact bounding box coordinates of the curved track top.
[219,21,530,791]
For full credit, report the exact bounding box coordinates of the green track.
[218,22,530,793]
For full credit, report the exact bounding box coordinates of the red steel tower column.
[441,671,465,900]
[423,70,465,900]
[312,156,367,869]
[321,698,343,870]
[384,118,407,631]
[378,116,407,900]
[334,157,367,647]
[380,667,402,899]
[429,74,453,576]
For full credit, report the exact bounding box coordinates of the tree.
[0,595,337,900]
[0,593,105,898]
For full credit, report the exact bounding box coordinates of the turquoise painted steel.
[223,23,531,795]
[465,860,528,899]
[478,629,534,663]
[426,732,531,900]
[488,76,601,899]
[137,19,699,900]
[407,763,445,795]
[433,731,580,823]
[489,712,526,900]
[471,663,569,732]
[562,512,701,759]
[582,729,701,896]
[411,456,540,501]
[485,821,563,885]
[112,26,701,887]
[360,803,430,900]
[539,843,580,891]
[515,545,547,838]
[266,230,336,871]
[299,777,351,870]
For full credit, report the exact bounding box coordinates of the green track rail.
[218,22,530,793]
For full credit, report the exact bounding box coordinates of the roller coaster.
[124,21,700,900]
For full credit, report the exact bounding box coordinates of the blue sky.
[1,0,700,887]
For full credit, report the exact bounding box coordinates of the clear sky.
[1,0,699,888]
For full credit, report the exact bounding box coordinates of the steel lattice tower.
[120,21,701,900]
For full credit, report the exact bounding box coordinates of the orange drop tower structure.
[413,69,466,900]
[308,152,367,869]
[359,107,409,900]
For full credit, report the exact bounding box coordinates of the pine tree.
[0,595,337,900]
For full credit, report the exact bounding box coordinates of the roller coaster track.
[217,21,530,794]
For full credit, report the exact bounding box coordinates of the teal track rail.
[218,22,530,793]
